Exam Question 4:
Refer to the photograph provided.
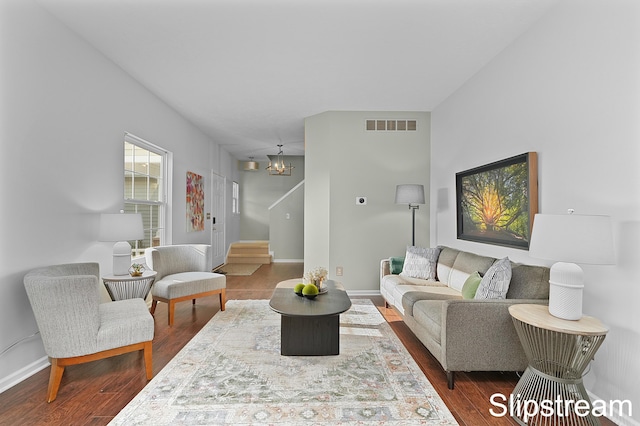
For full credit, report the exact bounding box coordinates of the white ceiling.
[36,0,557,161]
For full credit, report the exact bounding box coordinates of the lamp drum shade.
[395,184,425,205]
[243,161,259,171]
[99,213,144,242]
[529,213,614,265]
[529,212,614,320]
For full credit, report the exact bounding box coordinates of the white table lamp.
[528,210,615,320]
[99,212,144,275]
[395,184,425,246]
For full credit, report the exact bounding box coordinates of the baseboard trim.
[347,290,381,297]
[272,259,304,263]
[0,356,49,394]
[587,390,637,426]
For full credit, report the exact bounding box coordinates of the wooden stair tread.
[230,242,268,248]
[226,241,271,265]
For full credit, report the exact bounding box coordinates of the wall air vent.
[365,119,417,132]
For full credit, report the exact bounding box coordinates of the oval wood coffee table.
[269,278,352,356]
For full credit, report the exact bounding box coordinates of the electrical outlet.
[336,266,343,276]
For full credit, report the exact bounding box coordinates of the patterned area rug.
[110,299,458,425]
[214,263,262,276]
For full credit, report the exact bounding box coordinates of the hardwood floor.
[0,263,616,425]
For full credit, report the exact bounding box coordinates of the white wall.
[269,182,304,261]
[304,112,333,275]
[220,150,241,255]
[212,144,241,260]
[239,156,305,241]
[431,0,640,423]
[0,0,234,391]
[305,111,430,292]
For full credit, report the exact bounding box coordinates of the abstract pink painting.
[186,171,204,232]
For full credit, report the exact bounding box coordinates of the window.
[124,133,171,256]
[232,181,240,214]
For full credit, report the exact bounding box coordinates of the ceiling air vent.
[365,119,417,132]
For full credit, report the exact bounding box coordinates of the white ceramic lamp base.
[548,262,584,321]
[112,241,133,276]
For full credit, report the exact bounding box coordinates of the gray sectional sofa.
[380,246,550,389]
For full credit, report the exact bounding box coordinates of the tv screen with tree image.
[456,152,538,249]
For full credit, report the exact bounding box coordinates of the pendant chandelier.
[266,144,294,176]
[243,157,259,171]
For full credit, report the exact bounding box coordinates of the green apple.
[293,283,305,294]
[302,284,319,296]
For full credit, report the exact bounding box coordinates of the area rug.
[214,263,262,276]
[109,299,458,425]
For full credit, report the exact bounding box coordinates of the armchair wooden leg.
[157,289,227,325]
[47,358,65,403]
[150,300,158,315]
[143,341,153,380]
[168,300,175,326]
[43,343,151,402]
[447,371,455,390]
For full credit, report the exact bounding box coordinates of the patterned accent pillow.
[400,246,441,280]
[475,257,512,299]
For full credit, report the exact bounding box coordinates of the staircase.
[226,241,272,264]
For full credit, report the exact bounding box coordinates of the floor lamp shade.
[99,213,144,275]
[529,212,615,320]
[395,184,425,205]
[395,184,425,246]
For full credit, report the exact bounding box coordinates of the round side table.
[508,304,608,426]
[102,270,157,301]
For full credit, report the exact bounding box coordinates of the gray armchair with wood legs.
[23,262,154,402]
[145,244,226,326]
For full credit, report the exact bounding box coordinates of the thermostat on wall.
[356,197,367,205]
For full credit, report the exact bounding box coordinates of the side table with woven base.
[509,304,608,426]
[102,270,157,301]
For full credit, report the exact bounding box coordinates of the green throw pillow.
[390,257,405,275]
[461,271,482,299]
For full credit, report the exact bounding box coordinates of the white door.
[211,172,226,268]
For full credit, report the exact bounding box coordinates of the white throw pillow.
[475,257,512,299]
[400,246,441,280]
